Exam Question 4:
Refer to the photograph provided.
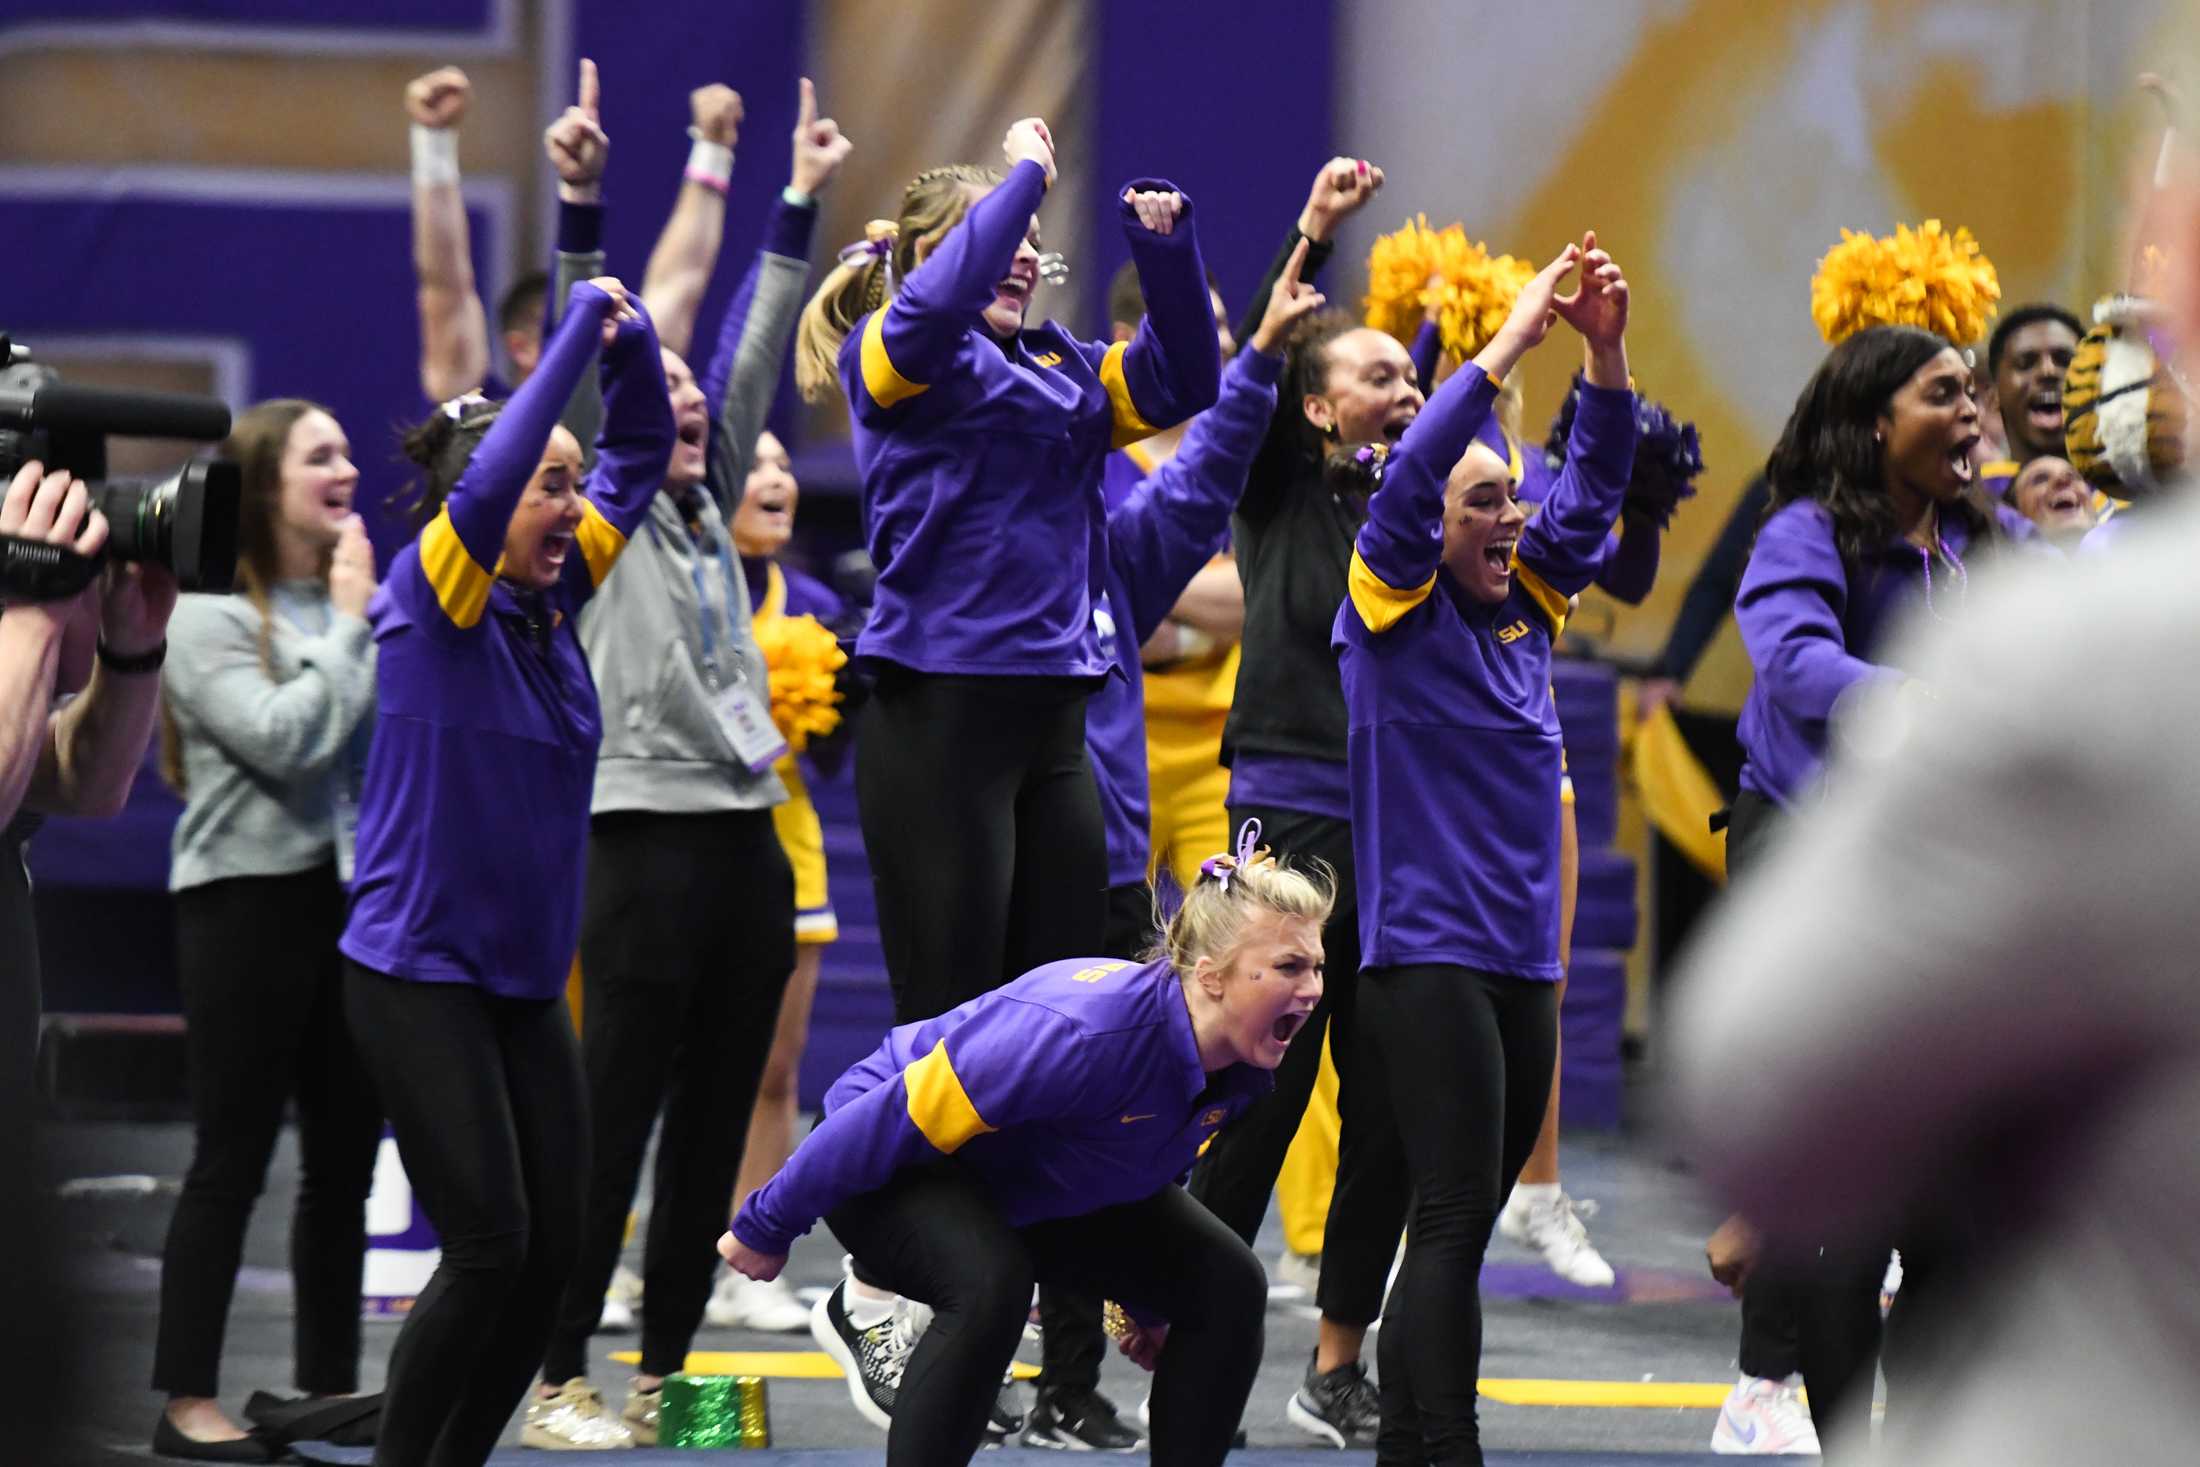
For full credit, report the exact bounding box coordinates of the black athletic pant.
[828,1164,1266,1467]
[1186,801,1408,1328]
[344,962,586,1467]
[154,865,381,1400]
[543,810,795,1382]
[1362,963,1558,1467]
[1726,788,1886,1446]
[1103,880,1158,963]
[855,669,1107,1016]
[856,668,1109,1393]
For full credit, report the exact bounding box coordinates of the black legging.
[855,666,1109,1393]
[343,962,586,1467]
[827,1163,1266,1467]
[1362,963,1559,1467]
[154,864,381,1400]
[854,668,1107,1016]
[1186,801,1409,1328]
[1725,788,1894,1448]
[543,809,794,1383]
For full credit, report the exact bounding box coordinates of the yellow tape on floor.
[1478,1379,1733,1408]
[613,1353,1722,1406]
[609,1350,1041,1382]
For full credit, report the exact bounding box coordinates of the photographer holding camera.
[1,457,177,1060]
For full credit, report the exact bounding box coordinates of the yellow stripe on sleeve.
[574,499,628,588]
[903,1041,996,1154]
[1979,459,2021,480]
[860,311,928,408]
[1100,341,1163,449]
[1513,555,1571,639]
[1347,547,1438,633]
[417,506,495,628]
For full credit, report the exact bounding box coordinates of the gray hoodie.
[576,201,818,815]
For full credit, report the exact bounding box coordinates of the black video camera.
[0,331,242,600]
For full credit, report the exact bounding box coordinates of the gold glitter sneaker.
[621,1382,661,1447]
[520,1378,635,1451]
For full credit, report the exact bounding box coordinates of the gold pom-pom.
[1364,214,1450,343]
[1809,220,2002,347]
[751,612,847,754]
[1364,218,1536,364]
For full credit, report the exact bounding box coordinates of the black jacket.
[1220,226,1359,769]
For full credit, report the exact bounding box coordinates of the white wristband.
[411,124,459,186]
[685,136,734,193]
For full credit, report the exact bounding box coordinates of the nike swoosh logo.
[1120,1114,1156,1124]
[1724,1409,1756,1446]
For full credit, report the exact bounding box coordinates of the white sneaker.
[597,1265,643,1333]
[521,1377,637,1450]
[1274,1248,1322,1294]
[706,1270,812,1332]
[1499,1188,1617,1288]
[1710,1373,1821,1455]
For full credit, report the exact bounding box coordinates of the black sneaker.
[982,1373,1026,1447]
[1020,1388,1144,1451]
[1286,1348,1379,1448]
[809,1279,914,1432]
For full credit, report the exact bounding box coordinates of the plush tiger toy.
[2062,295,2188,498]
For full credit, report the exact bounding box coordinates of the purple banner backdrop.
[0,179,509,584]
[1090,0,1335,334]
[568,0,807,442]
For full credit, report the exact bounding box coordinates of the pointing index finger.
[797,76,816,131]
[1281,235,1311,288]
[578,57,599,120]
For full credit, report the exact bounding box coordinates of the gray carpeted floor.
[61,1107,1753,1463]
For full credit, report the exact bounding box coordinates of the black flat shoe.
[153,1412,278,1462]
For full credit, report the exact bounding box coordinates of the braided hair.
[793,163,1003,402]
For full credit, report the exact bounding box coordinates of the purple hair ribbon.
[1199,818,1265,892]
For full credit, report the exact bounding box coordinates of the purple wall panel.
[1091,0,1334,333]
[570,0,806,439]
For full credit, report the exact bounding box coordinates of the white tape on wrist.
[685,136,734,194]
[411,124,459,186]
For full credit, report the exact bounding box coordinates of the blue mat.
[296,1446,1727,1465]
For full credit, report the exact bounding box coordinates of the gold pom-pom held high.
[1809,220,2001,348]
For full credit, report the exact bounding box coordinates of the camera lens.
[89,460,240,592]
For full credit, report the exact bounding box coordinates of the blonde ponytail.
[793,163,1003,402]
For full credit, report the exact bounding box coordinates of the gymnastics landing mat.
[292,1447,1730,1465]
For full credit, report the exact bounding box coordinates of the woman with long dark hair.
[151,401,382,1462]
[1714,323,2003,1454]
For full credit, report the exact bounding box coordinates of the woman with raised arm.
[791,116,1219,1429]
[1331,237,1635,1465]
[720,834,1330,1467]
[337,277,672,1467]
[150,402,381,1463]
